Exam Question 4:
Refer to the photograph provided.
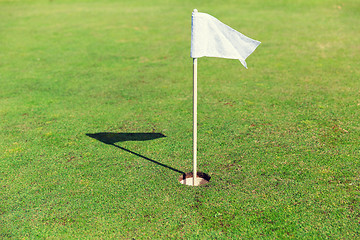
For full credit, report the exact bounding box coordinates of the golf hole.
[179,172,211,186]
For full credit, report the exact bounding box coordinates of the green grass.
[1,0,359,238]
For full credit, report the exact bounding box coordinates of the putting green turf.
[1,0,359,238]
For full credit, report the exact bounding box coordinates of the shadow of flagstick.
[86,132,185,175]
[110,143,185,174]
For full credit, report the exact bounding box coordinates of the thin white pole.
[193,58,198,186]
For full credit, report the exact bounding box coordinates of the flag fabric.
[190,10,261,68]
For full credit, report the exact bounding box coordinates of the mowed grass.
[1,0,359,238]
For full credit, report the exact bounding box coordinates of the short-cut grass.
[1,0,359,238]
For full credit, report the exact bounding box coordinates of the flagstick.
[193,58,198,186]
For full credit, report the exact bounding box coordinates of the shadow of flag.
[86,132,184,174]
[86,132,166,144]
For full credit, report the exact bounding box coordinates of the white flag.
[191,10,261,68]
